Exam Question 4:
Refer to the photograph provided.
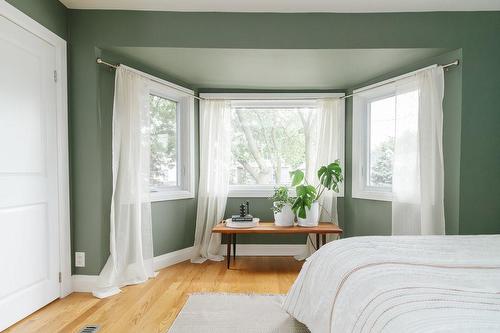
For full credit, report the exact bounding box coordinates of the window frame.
[148,79,195,202]
[200,92,345,198]
[352,84,395,202]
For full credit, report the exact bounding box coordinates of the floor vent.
[79,324,100,333]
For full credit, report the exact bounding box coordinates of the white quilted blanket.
[283,235,500,333]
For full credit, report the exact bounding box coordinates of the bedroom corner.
[1,0,499,332]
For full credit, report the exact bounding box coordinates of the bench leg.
[233,234,236,260]
[322,234,326,246]
[227,234,231,269]
[316,234,320,249]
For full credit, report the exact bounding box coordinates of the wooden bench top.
[212,221,342,234]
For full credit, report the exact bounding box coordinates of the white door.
[0,14,60,331]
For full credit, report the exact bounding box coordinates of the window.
[352,83,418,201]
[201,93,345,197]
[148,80,194,201]
[150,94,178,188]
[367,95,396,189]
[230,102,311,188]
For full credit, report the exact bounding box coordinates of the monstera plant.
[290,160,343,226]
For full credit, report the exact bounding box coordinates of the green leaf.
[317,166,327,180]
[316,160,344,196]
[290,170,304,186]
[328,162,342,173]
[305,185,316,195]
[291,185,316,219]
[298,206,306,219]
[270,186,289,202]
[292,162,342,219]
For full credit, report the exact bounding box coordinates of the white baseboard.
[72,246,195,293]
[72,244,304,293]
[72,274,98,293]
[219,244,307,256]
[153,246,194,271]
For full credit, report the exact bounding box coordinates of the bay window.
[201,93,345,197]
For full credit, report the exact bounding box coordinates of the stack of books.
[231,214,253,222]
[226,215,259,228]
[226,201,259,228]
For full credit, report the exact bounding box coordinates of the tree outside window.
[230,107,315,186]
[150,94,177,188]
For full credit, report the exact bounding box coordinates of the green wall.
[6,0,67,39]
[67,10,500,275]
[344,49,463,237]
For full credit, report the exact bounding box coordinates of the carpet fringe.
[188,292,286,297]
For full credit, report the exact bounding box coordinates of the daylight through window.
[230,106,314,186]
[367,95,395,188]
[150,94,178,189]
[147,80,194,202]
[198,94,345,197]
[352,84,419,201]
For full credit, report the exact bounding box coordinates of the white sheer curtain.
[93,66,155,298]
[191,100,233,263]
[392,66,445,235]
[296,98,345,260]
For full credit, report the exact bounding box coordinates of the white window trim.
[148,80,195,202]
[200,92,343,101]
[150,188,195,201]
[200,92,345,198]
[228,185,299,198]
[352,85,394,202]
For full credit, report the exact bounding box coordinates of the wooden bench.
[212,221,343,268]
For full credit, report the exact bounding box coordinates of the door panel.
[0,34,45,174]
[0,14,60,331]
[0,204,49,299]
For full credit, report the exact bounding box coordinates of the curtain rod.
[96,58,202,101]
[96,58,459,101]
[343,60,459,99]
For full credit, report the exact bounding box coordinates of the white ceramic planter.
[297,201,320,227]
[273,203,295,227]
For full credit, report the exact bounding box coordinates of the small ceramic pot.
[297,201,320,227]
[273,203,295,227]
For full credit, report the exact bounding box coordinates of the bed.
[283,235,500,332]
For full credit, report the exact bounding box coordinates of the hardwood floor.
[5,257,303,333]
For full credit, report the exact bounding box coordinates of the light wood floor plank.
[5,256,302,333]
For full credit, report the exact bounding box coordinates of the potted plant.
[270,186,295,227]
[290,160,343,227]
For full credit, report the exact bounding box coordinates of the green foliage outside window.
[230,108,313,185]
[150,94,177,187]
[370,136,394,187]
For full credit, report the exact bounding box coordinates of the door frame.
[0,1,71,297]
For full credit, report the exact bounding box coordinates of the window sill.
[351,189,392,202]
[228,186,280,198]
[150,190,195,202]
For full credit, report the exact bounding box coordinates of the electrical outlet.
[75,252,85,267]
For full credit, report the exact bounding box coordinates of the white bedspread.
[283,235,500,333]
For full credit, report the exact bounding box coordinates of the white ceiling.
[59,0,500,12]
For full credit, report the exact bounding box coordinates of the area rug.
[168,293,310,333]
